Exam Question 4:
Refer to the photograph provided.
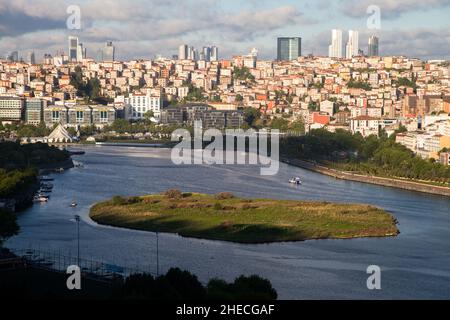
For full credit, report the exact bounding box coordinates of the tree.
[289,119,305,134]
[270,118,289,131]
[144,111,155,122]
[0,209,19,246]
[235,94,243,102]
[243,107,261,128]
[308,101,318,111]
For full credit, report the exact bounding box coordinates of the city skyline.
[0,0,449,62]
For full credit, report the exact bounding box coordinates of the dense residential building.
[124,93,162,120]
[277,37,301,61]
[0,96,24,121]
[0,41,449,156]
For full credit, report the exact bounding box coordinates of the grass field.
[90,192,399,243]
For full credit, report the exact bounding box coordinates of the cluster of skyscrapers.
[178,45,219,61]
[68,36,115,62]
[328,29,379,59]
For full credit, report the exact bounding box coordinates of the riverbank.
[281,157,450,197]
[90,192,399,244]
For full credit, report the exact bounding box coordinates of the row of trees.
[0,168,37,199]
[114,268,277,300]
[0,142,70,170]
[281,129,450,183]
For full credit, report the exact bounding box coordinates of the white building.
[125,93,162,120]
[178,44,188,60]
[346,30,359,59]
[328,29,343,58]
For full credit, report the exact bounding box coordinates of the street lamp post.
[156,231,159,277]
[74,214,80,267]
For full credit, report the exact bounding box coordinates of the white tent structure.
[47,124,73,143]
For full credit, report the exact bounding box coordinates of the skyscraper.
[368,35,379,57]
[277,37,302,61]
[202,47,211,62]
[27,51,36,64]
[68,36,79,61]
[345,30,359,59]
[7,51,19,62]
[178,44,188,60]
[328,29,343,58]
[103,41,115,61]
[210,46,219,61]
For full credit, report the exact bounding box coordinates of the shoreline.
[281,157,450,197]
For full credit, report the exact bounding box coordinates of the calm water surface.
[6,145,450,299]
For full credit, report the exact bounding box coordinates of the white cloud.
[340,0,450,18]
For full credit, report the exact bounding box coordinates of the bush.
[111,196,127,205]
[207,275,277,300]
[0,209,19,246]
[213,203,223,210]
[215,192,235,200]
[164,189,182,199]
[126,196,142,204]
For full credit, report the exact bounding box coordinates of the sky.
[0,0,449,62]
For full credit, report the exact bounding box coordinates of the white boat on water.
[289,177,302,185]
[33,196,48,203]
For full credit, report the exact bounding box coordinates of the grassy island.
[90,190,399,243]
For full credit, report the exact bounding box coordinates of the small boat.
[54,168,65,173]
[33,196,48,203]
[70,202,78,208]
[289,177,302,185]
[39,176,54,182]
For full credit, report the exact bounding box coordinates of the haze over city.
[1,0,450,61]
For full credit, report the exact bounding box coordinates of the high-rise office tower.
[76,42,85,62]
[277,37,302,61]
[7,51,19,62]
[27,51,36,64]
[178,44,188,60]
[345,30,359,59]
[103,41,115,61]
[210,46,219,61]
[68,36,79,61]
[328,29,343,58]
[368,35,379,57]
[187,46,195,60]
[202,47,211,62]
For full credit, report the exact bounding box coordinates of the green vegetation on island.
[90,190,399,243]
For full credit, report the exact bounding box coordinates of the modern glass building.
[68,36,79,61]
[368,35,379,57]
[103,41,115,61]
[277,37,302,61]
[25,99,43,125]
